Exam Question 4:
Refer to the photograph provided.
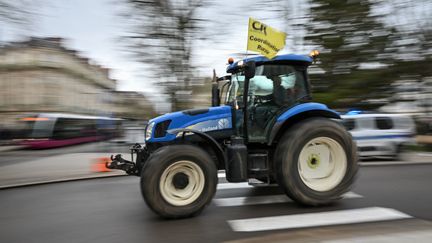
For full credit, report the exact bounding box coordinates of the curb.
[0,173,128,190]
[0,145,25,152]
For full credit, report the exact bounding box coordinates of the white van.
[341,114,416,158]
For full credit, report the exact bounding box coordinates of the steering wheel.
[254,94,272,105]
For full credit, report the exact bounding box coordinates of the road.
[0,141,130,167]
[1,163,432,242]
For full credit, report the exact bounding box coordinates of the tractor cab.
[214,54,314,143]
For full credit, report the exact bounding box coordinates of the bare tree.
[122,0,208,111]
[0,0,39,42]
[0,0,37,26]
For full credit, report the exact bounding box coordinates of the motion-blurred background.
[0,0,431,151]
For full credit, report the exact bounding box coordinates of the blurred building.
[113,91,156,120]
[0,37,155,130]
[190,82,212,108]
[173,80,212,111]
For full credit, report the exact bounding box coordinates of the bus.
[18,113,123,149]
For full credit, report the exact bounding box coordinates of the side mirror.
[211,83,220,107]
[211,69,220,107]
[244,61,256,79]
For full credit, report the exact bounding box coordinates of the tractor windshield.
[226,63,309,142]
[226,64,308,107]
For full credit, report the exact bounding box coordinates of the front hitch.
[106,154,138,175]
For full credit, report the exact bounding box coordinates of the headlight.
[145,122,155,141]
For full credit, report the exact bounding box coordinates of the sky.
[36,0,142,92]
[2,0,430,103]
[2,0,151,93]
[0,0,304,112]
[2,0,312,95]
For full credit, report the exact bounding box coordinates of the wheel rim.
[159,160,205,206]
[298,137,347,192]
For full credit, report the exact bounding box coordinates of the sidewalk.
[0,145,25,152]
[0,153,128,189]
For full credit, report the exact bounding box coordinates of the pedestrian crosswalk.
[215,173,413,233]
[227,207,412,232]
[214,191,362,207]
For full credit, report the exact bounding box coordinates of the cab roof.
[227,54,313,73]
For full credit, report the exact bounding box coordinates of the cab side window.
[343,119,356,131]
[375,117,393,130]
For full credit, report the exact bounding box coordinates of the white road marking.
[217,182,279,190]
[327,230,432,243]
[359,161,432,166]
[228,207,412,232]
[217,182,252,190]
[342,191,362,199]
[214,192,362,207]
[416,153,432,157]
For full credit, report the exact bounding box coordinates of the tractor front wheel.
[140,145,217,219]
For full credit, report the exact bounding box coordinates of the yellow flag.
[247,18,286,59]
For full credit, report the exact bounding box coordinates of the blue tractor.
[107,52,358,218]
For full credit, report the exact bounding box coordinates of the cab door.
[245,64,309,143]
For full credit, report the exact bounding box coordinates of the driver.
[249,75,273,97]
[272,72,297,106]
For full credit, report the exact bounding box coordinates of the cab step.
[248,152,271,185]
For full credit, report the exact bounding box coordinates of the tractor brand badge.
[186,118,231,133]
[218,118,230,129]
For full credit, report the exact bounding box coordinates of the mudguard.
[268,102,340,145]
[167,128,226,167]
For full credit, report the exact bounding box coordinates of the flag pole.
[245,17,250,61]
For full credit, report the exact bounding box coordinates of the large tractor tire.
[275,117,358,206]
[140,145,217,219]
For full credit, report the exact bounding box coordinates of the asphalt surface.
[0,141,131,188]
[1,163,432,242]
[0,141,130,167]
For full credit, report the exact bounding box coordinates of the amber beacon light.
[309,50,320,58]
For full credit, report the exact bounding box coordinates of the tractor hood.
[147,105,233,142]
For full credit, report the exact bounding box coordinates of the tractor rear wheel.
[275,117,358,206]
[140,145,217,219]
